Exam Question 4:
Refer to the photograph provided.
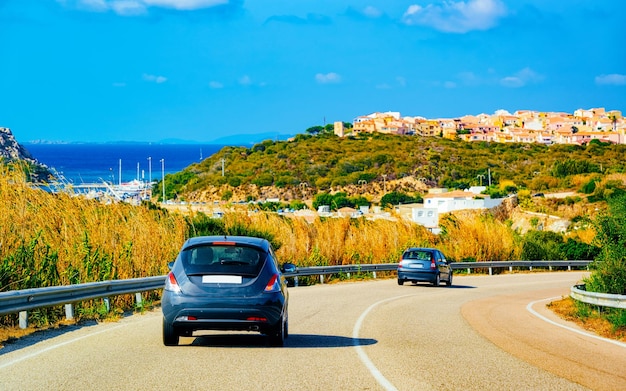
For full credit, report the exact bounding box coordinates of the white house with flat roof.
[412,188,506,233]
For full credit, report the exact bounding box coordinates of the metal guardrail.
[570,284,626,309]
[285,260,592,278]
[0,276,166,328]
[0,260,593,328]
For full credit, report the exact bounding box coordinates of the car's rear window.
[403,250,433,260]
[181,245,265,276]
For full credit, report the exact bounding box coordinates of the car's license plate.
[409,264,424,268]
[202,275,242,284]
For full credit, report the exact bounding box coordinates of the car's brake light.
[430,258,436,270]
[165,271,181,293]
[212,241,236,246]
[264,274,280,292]
[247,316,267,322]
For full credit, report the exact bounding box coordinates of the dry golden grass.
[437,210,521,262]
[215,210,435,266]
[0,166,188,288]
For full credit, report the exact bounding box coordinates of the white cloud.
[315,72,341,84]
[208,81,224,89]
[142,0,228,10]
[457,71,481,85]
[64,0,228,15]
[238,75,252,86]
[402,0,507,33]
[499,67,543,88]
[111,1,146,15]
[595,74,626,86]
[143,73,167,83]
[362,6,383,18]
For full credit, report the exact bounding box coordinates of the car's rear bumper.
[397,269,437,283]
[162,293,285,333]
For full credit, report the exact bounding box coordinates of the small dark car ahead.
[162,235,296,346]
[397,247,452,286]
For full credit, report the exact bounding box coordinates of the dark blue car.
[162,236,296,346]
[397,247,453,287]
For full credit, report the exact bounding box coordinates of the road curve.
[1,272,623,390]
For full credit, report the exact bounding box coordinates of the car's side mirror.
[282,263,296,273]
[168,261,174,270]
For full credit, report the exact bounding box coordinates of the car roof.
[183,235,270,251]
[403,247,438,252]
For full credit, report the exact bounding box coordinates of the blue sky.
[1,0,624,143]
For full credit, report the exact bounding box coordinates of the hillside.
[161,132,626,207]
[0,127,52,181]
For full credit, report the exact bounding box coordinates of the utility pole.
[147,157,152,183]
[221,158,225,176]
[160,159,165,202]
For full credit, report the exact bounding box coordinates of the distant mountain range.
[24,132,296,146]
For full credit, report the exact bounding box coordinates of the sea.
[24,143,226,185]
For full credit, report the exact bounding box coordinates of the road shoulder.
[461,287,626,391]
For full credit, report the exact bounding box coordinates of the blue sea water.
[24,143,225,184]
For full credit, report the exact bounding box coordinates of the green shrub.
[520,230,564,260]
[584,194,626,294]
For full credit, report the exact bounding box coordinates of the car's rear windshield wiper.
[219,259,249,265]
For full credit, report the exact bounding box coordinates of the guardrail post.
[509,266,513,272]
[103,297,111,312]
[135,293,143,307]
[347,272,351,279]
[568,265,572,271]
[294,276,299,287]
[489,267,493,276]
[320,275,324,284]
[65,304,74,320]
[549,265,553,271]
[19,311,28,329]
[529,266,533,272]
[467,268,471,274]
[373,271,377,279]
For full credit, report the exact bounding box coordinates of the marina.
[25,143,224,203]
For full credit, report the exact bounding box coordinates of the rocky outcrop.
[0,127,51,181]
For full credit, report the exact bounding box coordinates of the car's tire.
[445,272,453,286]
[432,274,440,287]
[397,279,404,286]
[163,318,179,346]
[269,316,286,347]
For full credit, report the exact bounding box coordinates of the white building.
[411,188,506,233]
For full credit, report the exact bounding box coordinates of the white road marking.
[353,294,416,391]
[0,316,152,370]
[527,296,626,348]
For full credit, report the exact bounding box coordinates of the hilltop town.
[336,107,625,145]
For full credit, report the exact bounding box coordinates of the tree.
[312,193,334,210]
[305,126,324,135]
[380,191,422,209]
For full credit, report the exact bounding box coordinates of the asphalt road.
[1,272,624,391]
